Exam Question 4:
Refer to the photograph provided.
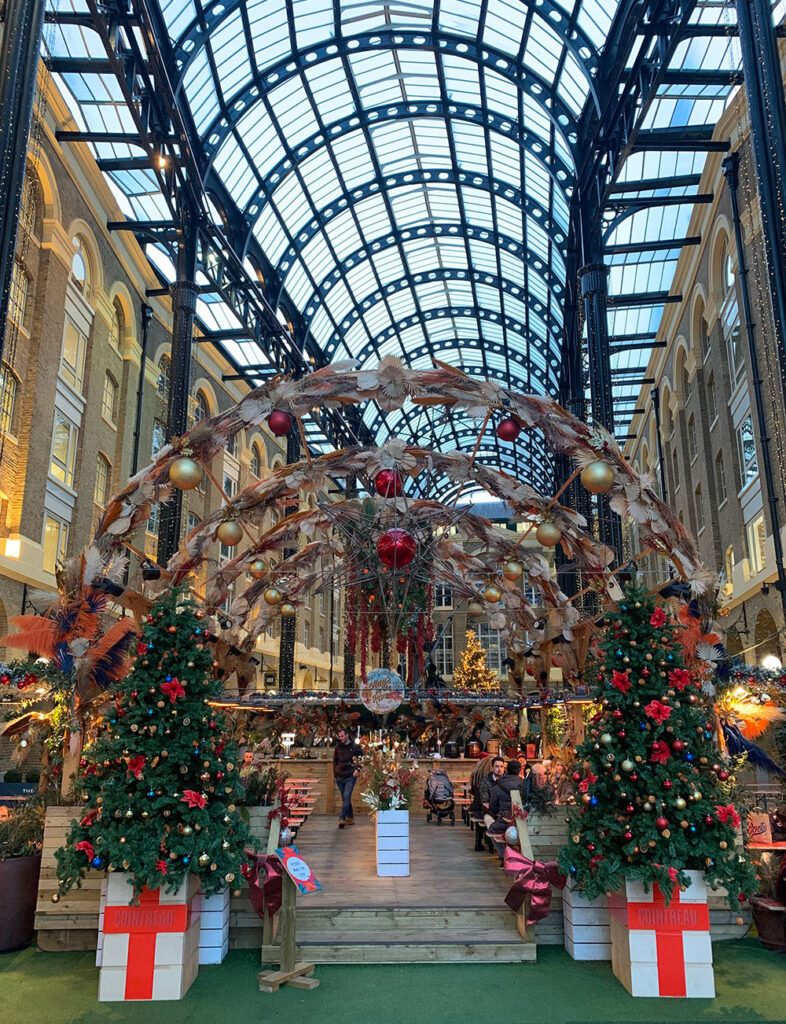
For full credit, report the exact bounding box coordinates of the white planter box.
[195,888,229,965]
[97,873,201,1002]
[376,810,410,877]
[562,885,611,961]
[608,871,714,998]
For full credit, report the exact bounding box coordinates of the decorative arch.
[107,282,138,348]
[690,288,708,361]
[673,337,691,406]
[65,219,104,299]
[191,379,219,420]
[709,218,734,305]
[29,148,61,224]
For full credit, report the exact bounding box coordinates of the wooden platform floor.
[295,813,509,909]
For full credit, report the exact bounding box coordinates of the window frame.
[50,411,79,488]
[433,621,454,676]
[101,372,118,425]
[737,415,758,489]
[42,515,69,574]
[60,318,87,393]
[0,364,18,436]
[94,453,111,506]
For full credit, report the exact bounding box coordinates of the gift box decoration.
[562,884,611,961]
[195,888,229,966]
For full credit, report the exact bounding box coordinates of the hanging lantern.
[279,602,296,618]
[263,587,283,606]
[535,521,562,547]
[467,600,484,618]
[217,521,243,547]
[374,469,404,497]
[483,583,502,604]
[580,461,614,494]
[267,410,293,437]
[249,560,266,579]
[376,528,417,569]
[502,560,523,581]
[169,456,204,491]
[496,416,522,442]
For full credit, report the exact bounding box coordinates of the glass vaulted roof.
[43,0,755,495]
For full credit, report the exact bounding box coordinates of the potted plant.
[748,849,786,951]
[0,803,44,952]
[360,748,420,877]
[239,763,288,847]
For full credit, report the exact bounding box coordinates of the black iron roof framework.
[44,0,747,492]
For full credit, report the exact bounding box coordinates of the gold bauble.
[217,520,243,547]
[467,601,484,618]
[502,560,524,581]
[169,456,204,491]
[535,521,562,547]
[51,893,61,904]
[279,602,296,618]
[198,853,210,865]
[250,560,266,580]
[483,584,502,604]
[263,587,283,606]
[580,461,615,494]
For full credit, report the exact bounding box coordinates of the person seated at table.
[480,756,506,828]
[465,724,487,756]
[487,760,529,834]
[468,755,492,817]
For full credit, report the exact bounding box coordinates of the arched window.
[707,373,717,422]
[193,390,209,423]
[716,451,727,503]
[102,372,118,424]
[108,302,123,351]
[688,414,697,460]
[226,433,237,456]
[694,483,704,532]
[672,448,679,489]
[157,355,171,401]
[94,454,110,506]
[0,364,18,436]
[698,316,709,359]
[723,241,735,296]
[71,237,90,294]
[250,442,262,477]
[681,363,691,405]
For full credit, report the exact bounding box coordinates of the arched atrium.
[3,1,786,1019]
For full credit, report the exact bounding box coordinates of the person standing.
[333,728,361,828]
[480,756,506,828]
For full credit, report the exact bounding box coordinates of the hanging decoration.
[359,668,406,714]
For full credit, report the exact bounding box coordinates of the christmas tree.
[454,629,497,691]
[55,587,253,900]
[558,580,755,905]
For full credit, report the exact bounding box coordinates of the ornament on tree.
[580,461,614,494]
[467,601,484,618]
[502,560,524,581]
[216,521,243,547]
[169,456,204,491]
[374,469,404,497]
[279,602,296,618]
[267,410,292,436]
[483,583,502,604]
[263,588,283,606]
[376,527,416,569]
[535,521,562,547]
[249,560,266,580]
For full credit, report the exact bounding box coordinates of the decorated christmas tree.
[558,580,755,904]
[55,587,253,900]
[454,629,497,691]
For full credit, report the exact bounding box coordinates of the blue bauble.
[589,796,598,807]
[182,856,190,864]
[639,723,647,731]
[685,753,694,762]
[91,856,103,869]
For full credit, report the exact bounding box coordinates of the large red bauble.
[376,528,416,569]
[374,469,404,497]
[656,817,669,830]
[496,416,522,442]
[267,410,292,436]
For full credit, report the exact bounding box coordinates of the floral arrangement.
[360,747,421,813]
[239,763,287,806]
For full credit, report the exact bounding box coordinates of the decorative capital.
[578,263,610,299]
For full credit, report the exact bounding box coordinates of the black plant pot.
[0,854,42,953]
[750,895,786,952]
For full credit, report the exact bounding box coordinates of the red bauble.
[629,773,639,782]
[496,416,522,442]
[624,831,633,841]
[704,814,714,825]
[717,769,729,781]
[662,779,673,790]
[587,843,596,853]
[612,709,623,720]
[376,528,417,569]
[617,730,626,739]
[656,817,669,830]
[572,771,582,783]
[267,410,293,436]
[672,739,686,752]
[625,804,635,815]
[374,469,404,497]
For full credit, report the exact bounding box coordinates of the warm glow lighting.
[4,537,21,559]
[761,655,783,672]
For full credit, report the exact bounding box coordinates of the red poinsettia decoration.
[136,641,148,657]
[649,606,667,627]
[644,700,672,724]
[155,859,168,875]
[715,804,741,828]
[668,668,692,691]
[649,740,671,764]
[126,755,146,780]
[161,678,186,703]
[578,772,598,793]
[180,790,206,809]
[610,669,631,693]
[75,840,95,862]
[80,809,99,827]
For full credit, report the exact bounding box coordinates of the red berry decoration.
[376,528,417,569]
[267,410,293,436]
[496,416,522,442]
[656,817,669,830]
[374,469,404,497]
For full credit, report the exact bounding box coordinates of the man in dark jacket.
[480,757,506,827]
[333,729,361,828]
[488,760,529,823]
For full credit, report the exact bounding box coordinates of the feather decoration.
[0,616,60,656]
[722,722,785,775]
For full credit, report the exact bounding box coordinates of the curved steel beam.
[187,30,584,161]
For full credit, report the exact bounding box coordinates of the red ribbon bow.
[504,856,566,923]
[242,853,283,918]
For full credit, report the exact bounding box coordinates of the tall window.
[716,451,727,503]
[60,319,87,392]
[8,261,27,327]
[157,355,171,400]
[151,418,166,457]
[748,515,767,574]
[226,433,237,456]
[433,585,452,608]
[471,623,504,674]
[672,448,679,490]
[433,622,454,676]
[707,374,717,422]
[694,484,704,532]
[43,515,69,573]
[250,443,262,477]
[108,303,123,351]
[688,414,697,461]
[147,504,161,536]
[71,237,90,294]
[319,626,326,652]
[303,620,311,649]
[698,317,709,360]
[724,244,735,295]
[737,416,758,487]
[50,412,78,487]
[94,454,110,506]
[193,391,209,423]
[102,372,118,424]
[726,321,744,384]
[219,476,237,561]
[187,512,201,533]
[725,546,735,594]
[0,365,17,435]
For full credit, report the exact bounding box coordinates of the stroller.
[424,769,455,825]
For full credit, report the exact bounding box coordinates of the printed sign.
[360,667,405,714]
[275,845,322,895]
[747,811,773,845]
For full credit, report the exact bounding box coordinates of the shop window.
[60,319,87,392]
[50,411,78,487]
[94,454,110,506]
[737,416,758,487]
[43,515,69,573]
[0,365,17,436]
[102,372,118,425]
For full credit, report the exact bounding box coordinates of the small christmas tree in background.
[55,588,253,900]
[454,629,497,692]
[558,579,755,904]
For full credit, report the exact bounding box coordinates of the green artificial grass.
[1,941,784,1024]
